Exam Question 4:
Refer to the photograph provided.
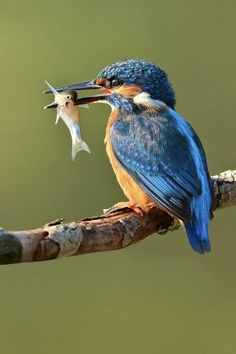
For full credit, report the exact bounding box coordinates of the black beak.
[75,94,107,105]
[44,79,108,106]
[44,80,101,94]
[44,94,107,109]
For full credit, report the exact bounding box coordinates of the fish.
[44,81,90,160]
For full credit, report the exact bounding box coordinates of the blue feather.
[169,109,213,253]
[110,107,213,253]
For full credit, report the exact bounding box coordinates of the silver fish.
[44,81,90,160]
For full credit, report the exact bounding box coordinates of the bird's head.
[45,59,176,111]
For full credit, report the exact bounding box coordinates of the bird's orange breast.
[105,110,153,209]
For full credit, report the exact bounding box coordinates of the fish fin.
[55,110,61,124]
[72,140,91,160]
[44,80,59,96]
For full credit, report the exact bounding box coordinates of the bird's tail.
[185,194,212,254]
[185,217,210,254]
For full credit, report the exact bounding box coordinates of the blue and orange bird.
[46,59,213,254]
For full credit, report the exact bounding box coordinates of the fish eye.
[110,78,122,88]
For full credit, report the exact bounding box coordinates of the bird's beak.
[44,79,108,106]
[44,80,101,94]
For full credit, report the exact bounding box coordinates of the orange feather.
[105,110,153,210]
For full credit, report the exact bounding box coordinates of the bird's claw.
[104,202,145,216]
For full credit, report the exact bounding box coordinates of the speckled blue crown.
[97,59,176,108]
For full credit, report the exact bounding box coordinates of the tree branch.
[0,170,235,265]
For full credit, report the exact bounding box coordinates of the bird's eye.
[110,78,122,88]
[66,95,71,100]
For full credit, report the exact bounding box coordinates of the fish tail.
[72,140,91,160]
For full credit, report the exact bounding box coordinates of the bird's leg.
[104,201,146,216]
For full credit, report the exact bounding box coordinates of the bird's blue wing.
[110,108,204,221]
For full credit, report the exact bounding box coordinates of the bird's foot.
[104,201,145,216]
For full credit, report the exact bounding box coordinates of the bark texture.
[0,170,235,265]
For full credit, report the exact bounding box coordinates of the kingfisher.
[45,59,213,254]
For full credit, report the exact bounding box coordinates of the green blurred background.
[0,0,235,353]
